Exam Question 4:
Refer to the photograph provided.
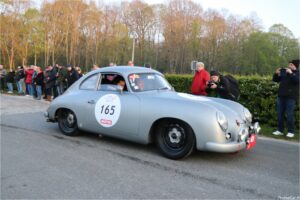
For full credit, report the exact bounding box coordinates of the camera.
[280,68,287,77]
[207,80,214,88]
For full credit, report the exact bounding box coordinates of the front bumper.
[205,122,260,153]
[205,141,246,153]
[44,111,56,122]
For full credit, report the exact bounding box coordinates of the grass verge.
[259,124,299,142]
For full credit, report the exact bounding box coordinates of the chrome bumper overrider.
[206,122,260,153]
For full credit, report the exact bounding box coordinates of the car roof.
[90,66,163,77]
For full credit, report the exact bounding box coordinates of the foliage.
[0,0,298,127]
[165,74,299,128]
[0,0,299,74]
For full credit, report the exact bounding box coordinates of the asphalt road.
[1,94,299,199]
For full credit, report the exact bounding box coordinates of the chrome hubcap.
[168,127,182,144]
[67,113,74,125]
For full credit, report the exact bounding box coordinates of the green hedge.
[165,74,299,128]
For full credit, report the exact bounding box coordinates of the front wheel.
[155,120,195,159]
[58,109,79,136]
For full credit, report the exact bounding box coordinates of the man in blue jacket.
[272,59,299,138]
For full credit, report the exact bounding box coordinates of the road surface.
[1,94,299,199]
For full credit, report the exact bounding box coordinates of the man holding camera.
[207,71,240,101]
[272,59,299,138]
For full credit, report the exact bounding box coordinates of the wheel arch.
[148,117,196,144]
[55,107,75,120]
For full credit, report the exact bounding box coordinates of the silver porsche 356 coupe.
[45,66,260,159]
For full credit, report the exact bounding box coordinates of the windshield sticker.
[178,93,211,102]
[95,94,121,127]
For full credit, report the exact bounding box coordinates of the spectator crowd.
[0,60,138,101]
[0,64,87,101]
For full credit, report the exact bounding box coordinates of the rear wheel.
[155,119,195,159]
[57,109,79,136]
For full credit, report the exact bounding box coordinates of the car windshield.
[128,73,172,92]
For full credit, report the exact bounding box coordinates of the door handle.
[87,100,95,104]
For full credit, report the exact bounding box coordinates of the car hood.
[137,90,247,121]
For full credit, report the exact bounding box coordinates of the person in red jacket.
[191,62,210,95]
[24,65,34,96]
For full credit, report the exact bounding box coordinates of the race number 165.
[100,105,115,115]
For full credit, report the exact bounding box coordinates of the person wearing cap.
[144,63,151,68]
[272,59,299,138]
[191,62,210,96]
[207,71,232,100]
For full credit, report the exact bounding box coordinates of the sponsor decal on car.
[95,94,121,127]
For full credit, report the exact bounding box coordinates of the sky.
[33,0,300,38]
[195,0,300,38]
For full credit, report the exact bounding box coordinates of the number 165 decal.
[95,94,121,127]
[100,105,115,115]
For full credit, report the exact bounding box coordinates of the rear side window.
[80,74,99,90]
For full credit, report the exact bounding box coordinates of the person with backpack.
[207,71,240,101]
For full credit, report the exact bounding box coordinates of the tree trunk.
[34,45,37,66]
[85,39,89,70]
[9,46,14,71]
[52,45,55,66]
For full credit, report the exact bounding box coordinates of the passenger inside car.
[100,74,127,91]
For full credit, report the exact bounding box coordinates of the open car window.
[128,73,172,92]
[98,73,127,91]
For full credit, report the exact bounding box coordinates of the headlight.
[243,108,252,123]
[216,111,228,132]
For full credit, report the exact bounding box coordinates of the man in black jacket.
[15,66,25,94]
[207,71,240,101]
[66,64,79,88]
[45,65,57,101]
[272,59,299,138]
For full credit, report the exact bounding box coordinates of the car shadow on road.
[73,130,254,162]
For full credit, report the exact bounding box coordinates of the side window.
[99,73,127,91]
[80,74,99,90]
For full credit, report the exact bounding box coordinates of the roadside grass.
[259,124,299,142]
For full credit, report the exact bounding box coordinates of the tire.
[155,119,195,159]
[57,109,79,136]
